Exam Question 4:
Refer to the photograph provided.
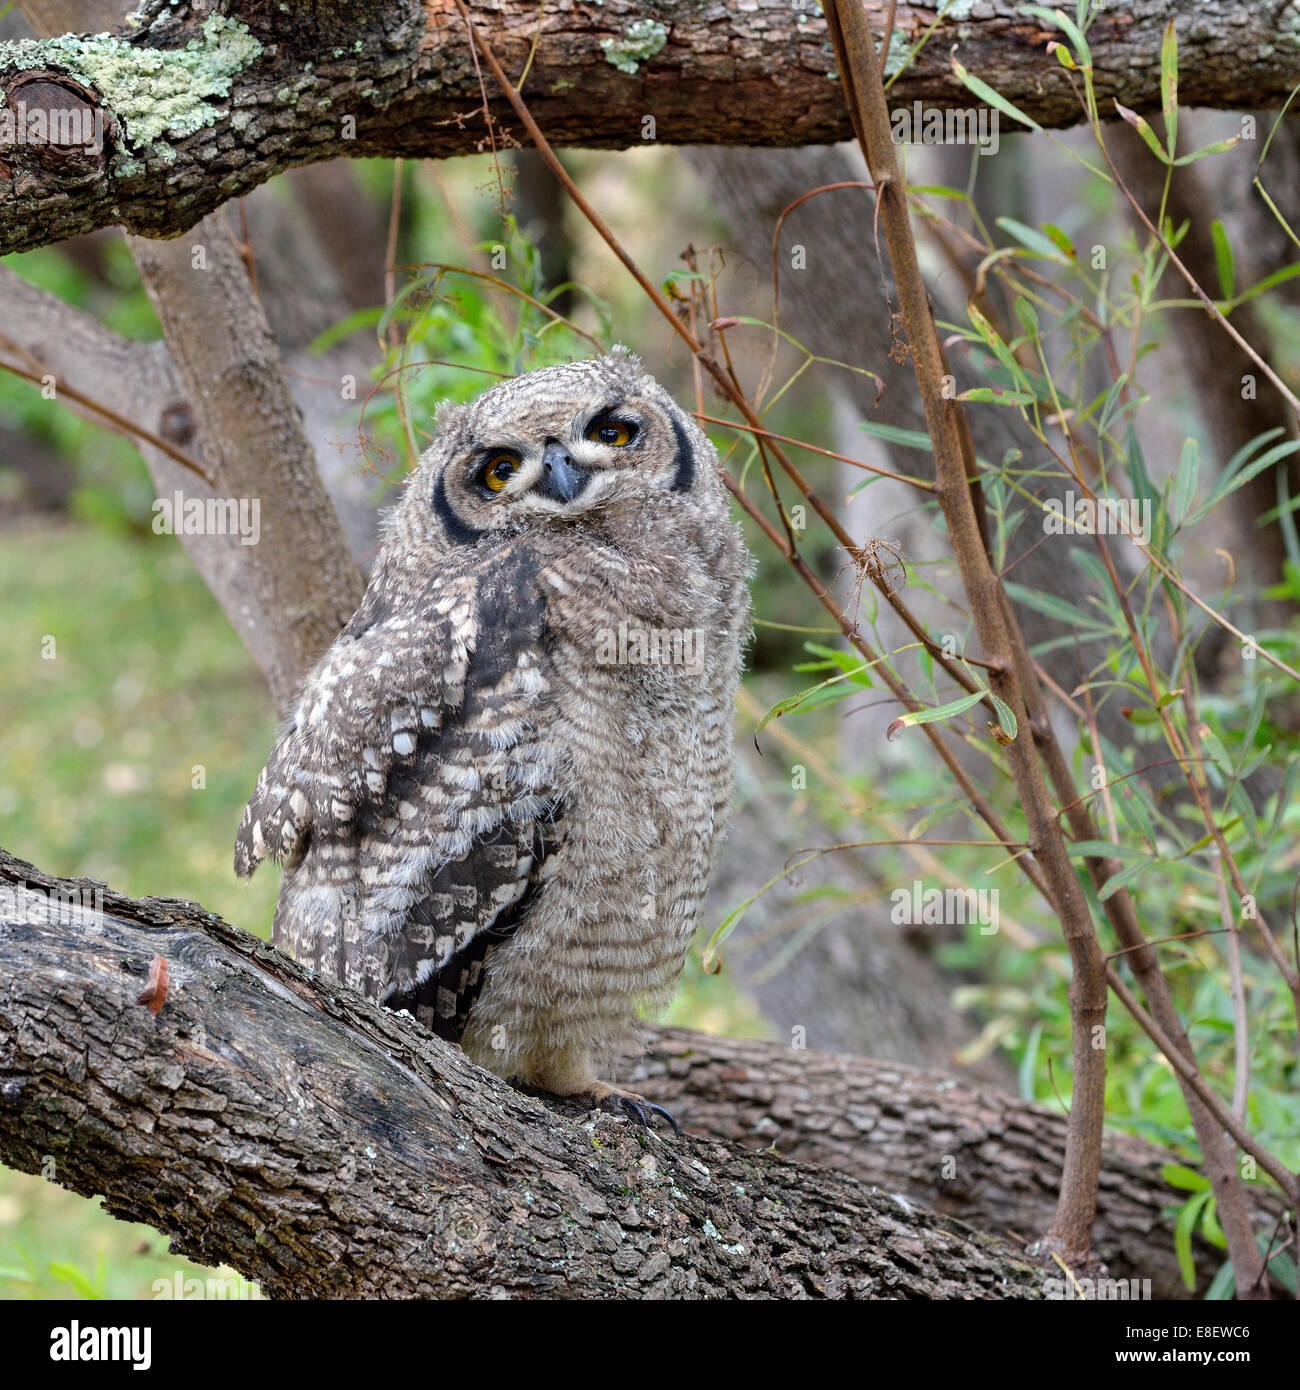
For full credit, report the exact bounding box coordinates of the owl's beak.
[537,441,590,503]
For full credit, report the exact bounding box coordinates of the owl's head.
[390,349,723,548]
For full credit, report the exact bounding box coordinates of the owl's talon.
[609,1093,681,1139]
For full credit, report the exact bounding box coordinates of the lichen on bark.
[600,19,667,75]
[0,13,262,151]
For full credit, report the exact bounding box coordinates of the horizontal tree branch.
[633,1027,1288,1301]
[1,846,1279,1298]
[0,846,1051,1299]
[0,0,1293,256]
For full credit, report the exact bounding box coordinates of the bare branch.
[0,1,1295,257]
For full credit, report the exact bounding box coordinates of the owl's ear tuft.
[432,396,470,436]
[603,343,644,380]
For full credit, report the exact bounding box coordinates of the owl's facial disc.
[468,403,644,514]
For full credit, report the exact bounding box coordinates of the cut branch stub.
[1,70,115,185]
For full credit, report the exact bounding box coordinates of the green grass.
[0,519,281,919]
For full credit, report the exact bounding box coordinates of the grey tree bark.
[1,2,1296,256]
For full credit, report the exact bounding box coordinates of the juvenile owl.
[235,349,750,1129]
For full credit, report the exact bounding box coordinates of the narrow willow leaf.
[951,60,1042,132]
[1115,101,1169,164]
[956,387,1036,404]
[858,420,934,452]
[1161,1162,1211,1193]
[1098,856,1156,900]
[1172,436,1199,525]
[988,693,1018,740]
[1174,1190,1213,1290]
[1068,840,1151,862]
[886,689,985,741]
[997,216,1069,263]
[1173,136,1242,166]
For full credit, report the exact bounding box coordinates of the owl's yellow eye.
[587,419,635,447]
[483,455,518,492]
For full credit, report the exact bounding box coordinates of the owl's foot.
[576,1082,680,1138]
[604,1091,681,1139]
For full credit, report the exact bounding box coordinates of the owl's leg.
[521,1044,680,1138]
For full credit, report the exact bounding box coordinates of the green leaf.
[1098,856,1155,900]
[1210,220,1236,299]
[1225,261,1300,309]
[1173,137,1241,166]
[755,673,864,733]
[1187,437,1300,527]
[1022,5,1092,69]
[1114,101,1169,164]
[1171,436,1199,526]
[996,217,1069,263]
[988,693,1018,741]
[1260,1236,1298,1295]
[308,304,385,356]
[1014,296,1041,335]
[966,303,1028,386]
[1235,684,1269,773]
[1018,1020,1043,1101]
[1267,758,1298,841]
[47,1261,103,1300]
[886,689,986,740]
[955,388,1036,405]
[908,183,972,202]
[1124,424,1157,505]
[1069,839,1151,862]
[801,641,873,684]
[1003,581,1114,634]
[1174,1189,1213,1291]
[858,420,934,452]
[1161,1162,1211,1193]
[951,60,1042,133]
[1041,222,1076,259]
[1201,1199,1225,1250]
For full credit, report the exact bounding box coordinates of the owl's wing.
[235,546,564,1034]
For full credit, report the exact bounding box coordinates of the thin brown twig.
[694,411,932,490]
[0,352,214,487]
[827,0,1108,1265]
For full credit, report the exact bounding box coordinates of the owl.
[235,349,751,1130]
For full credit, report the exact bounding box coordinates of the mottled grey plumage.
[235,349,750,1103]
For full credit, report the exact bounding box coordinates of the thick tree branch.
[127,215,365,711]
[3,847,1283,1298]
[0,846,1051,1300]
[0,0,1295,257]
[633,1028,1287,1302]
